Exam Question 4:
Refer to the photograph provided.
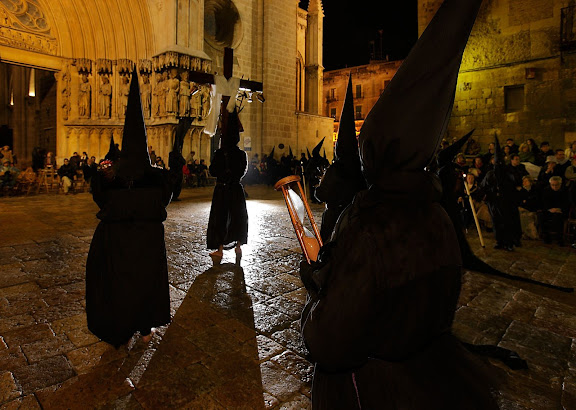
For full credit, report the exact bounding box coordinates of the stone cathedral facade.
[419,0,576,150]
[0,0,333,166]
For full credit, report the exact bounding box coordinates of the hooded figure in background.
[206,108,249,265]
[315,75,367,242]
[304,137,328,203]
[168,118,192,201]
[481,135,522,251]
[298,0,499,408]
[104,135,121,162]
[86,69,173,347]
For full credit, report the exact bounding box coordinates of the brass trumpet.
[274,175,323,263]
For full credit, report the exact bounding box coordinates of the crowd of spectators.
[454,137,576,248]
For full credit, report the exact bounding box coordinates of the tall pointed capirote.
[104,135,120,161]
[118,67,151,178]
[288,146,294,159]
[358,0,484,184]
[219,109,241,149]
[311,137,325,158]
[437,129,475,167]
[306,148,311,160]
[269,146,275,159]
[334,74,360,167]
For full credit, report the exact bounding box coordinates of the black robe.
[481,169,522,247]
[300,185,497,409]
[206,146,248,250]
[168,151,186,200]
[86,167,172,347]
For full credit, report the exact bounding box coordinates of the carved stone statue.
[161,71,170,115]
[153,72,164,117]
[98,76,112,118]
[79,73,91,118]
[166,68,179,114]
[178,71,191,117]
[141,74,152,119]
[119,75,130,118]
[190,82,201,117]
[200,85,212,119]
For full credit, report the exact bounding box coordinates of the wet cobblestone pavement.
[0,185,575,409]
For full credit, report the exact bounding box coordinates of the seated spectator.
[537,158,561,190]
[518,143,535,164]
[155,156,165,168]
[69,152,81,170]
[565,141,576,161]
[196,159,208,187]
[0,160,20,189]
[518,176,540,240]
[507,154,529,189]
[472,156,487,182]
[57,158,76,194]
[82,156,98,186]
[541,176,570,245]
[526,138,539,158]
[506,138,519,154]
[536,141,553,166]
[555,149,570,177]
[502,145,512,165]
[79,152,89,168]
[454,153,468,173]
[482,142,496,165]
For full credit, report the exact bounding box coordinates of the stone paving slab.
[0,185,575,408]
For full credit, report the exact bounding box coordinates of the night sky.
[299,1,418,71]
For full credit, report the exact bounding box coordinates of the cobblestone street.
[1,185,576,409]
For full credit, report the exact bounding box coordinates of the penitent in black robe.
[300,184,498,409]
[86,168,172,347]
[206,146,248,250]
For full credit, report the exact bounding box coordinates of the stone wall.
[296,112,334,161]
[418,0,576,151]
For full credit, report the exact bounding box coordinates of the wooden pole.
[464,179,485,248]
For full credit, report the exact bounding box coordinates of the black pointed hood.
[118,68,151,179]
[437,129,475,167]
[306,148,311,160]
[334,74,360,168]
[323,149,327,160]
[493,133,503,166]
[312,137,325,158]
[269,146,275,159]
[219,109,241,149]
[288,146,294,159]
[104,135,120,161]
[358,0,483,189]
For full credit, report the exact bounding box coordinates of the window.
[504,85,524,113]
[355,106,362,120]
[356,84,362,98]
[330,88,336,99]
[330,108,336,119]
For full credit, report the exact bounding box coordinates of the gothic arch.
[1,0,155,62]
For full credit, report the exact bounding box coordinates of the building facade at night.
[323,60,402,142]
[420,0,576,151]
[0,0,333,166]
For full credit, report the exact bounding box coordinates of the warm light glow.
[10,90,14,106]
[28,68,35,97]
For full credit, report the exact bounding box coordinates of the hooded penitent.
[359,0,484,199]
[168,118,191,200]
[104,135,121,162]
[219,109,241,149]
[311,137,324,159]
[315,74,367,241]
[116,68,152,180]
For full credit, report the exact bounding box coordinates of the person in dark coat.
[481,136,522,250]
[86,69,172,347]
[206,108,249,265]
[168,118,191,201]
[298,1,498,408]
[506,154,529,189]
[314,74,367,242]
[541,176,571,245]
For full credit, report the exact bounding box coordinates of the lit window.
[330,108,336,119]
[355,106,362,120]
[356,84,362,98]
